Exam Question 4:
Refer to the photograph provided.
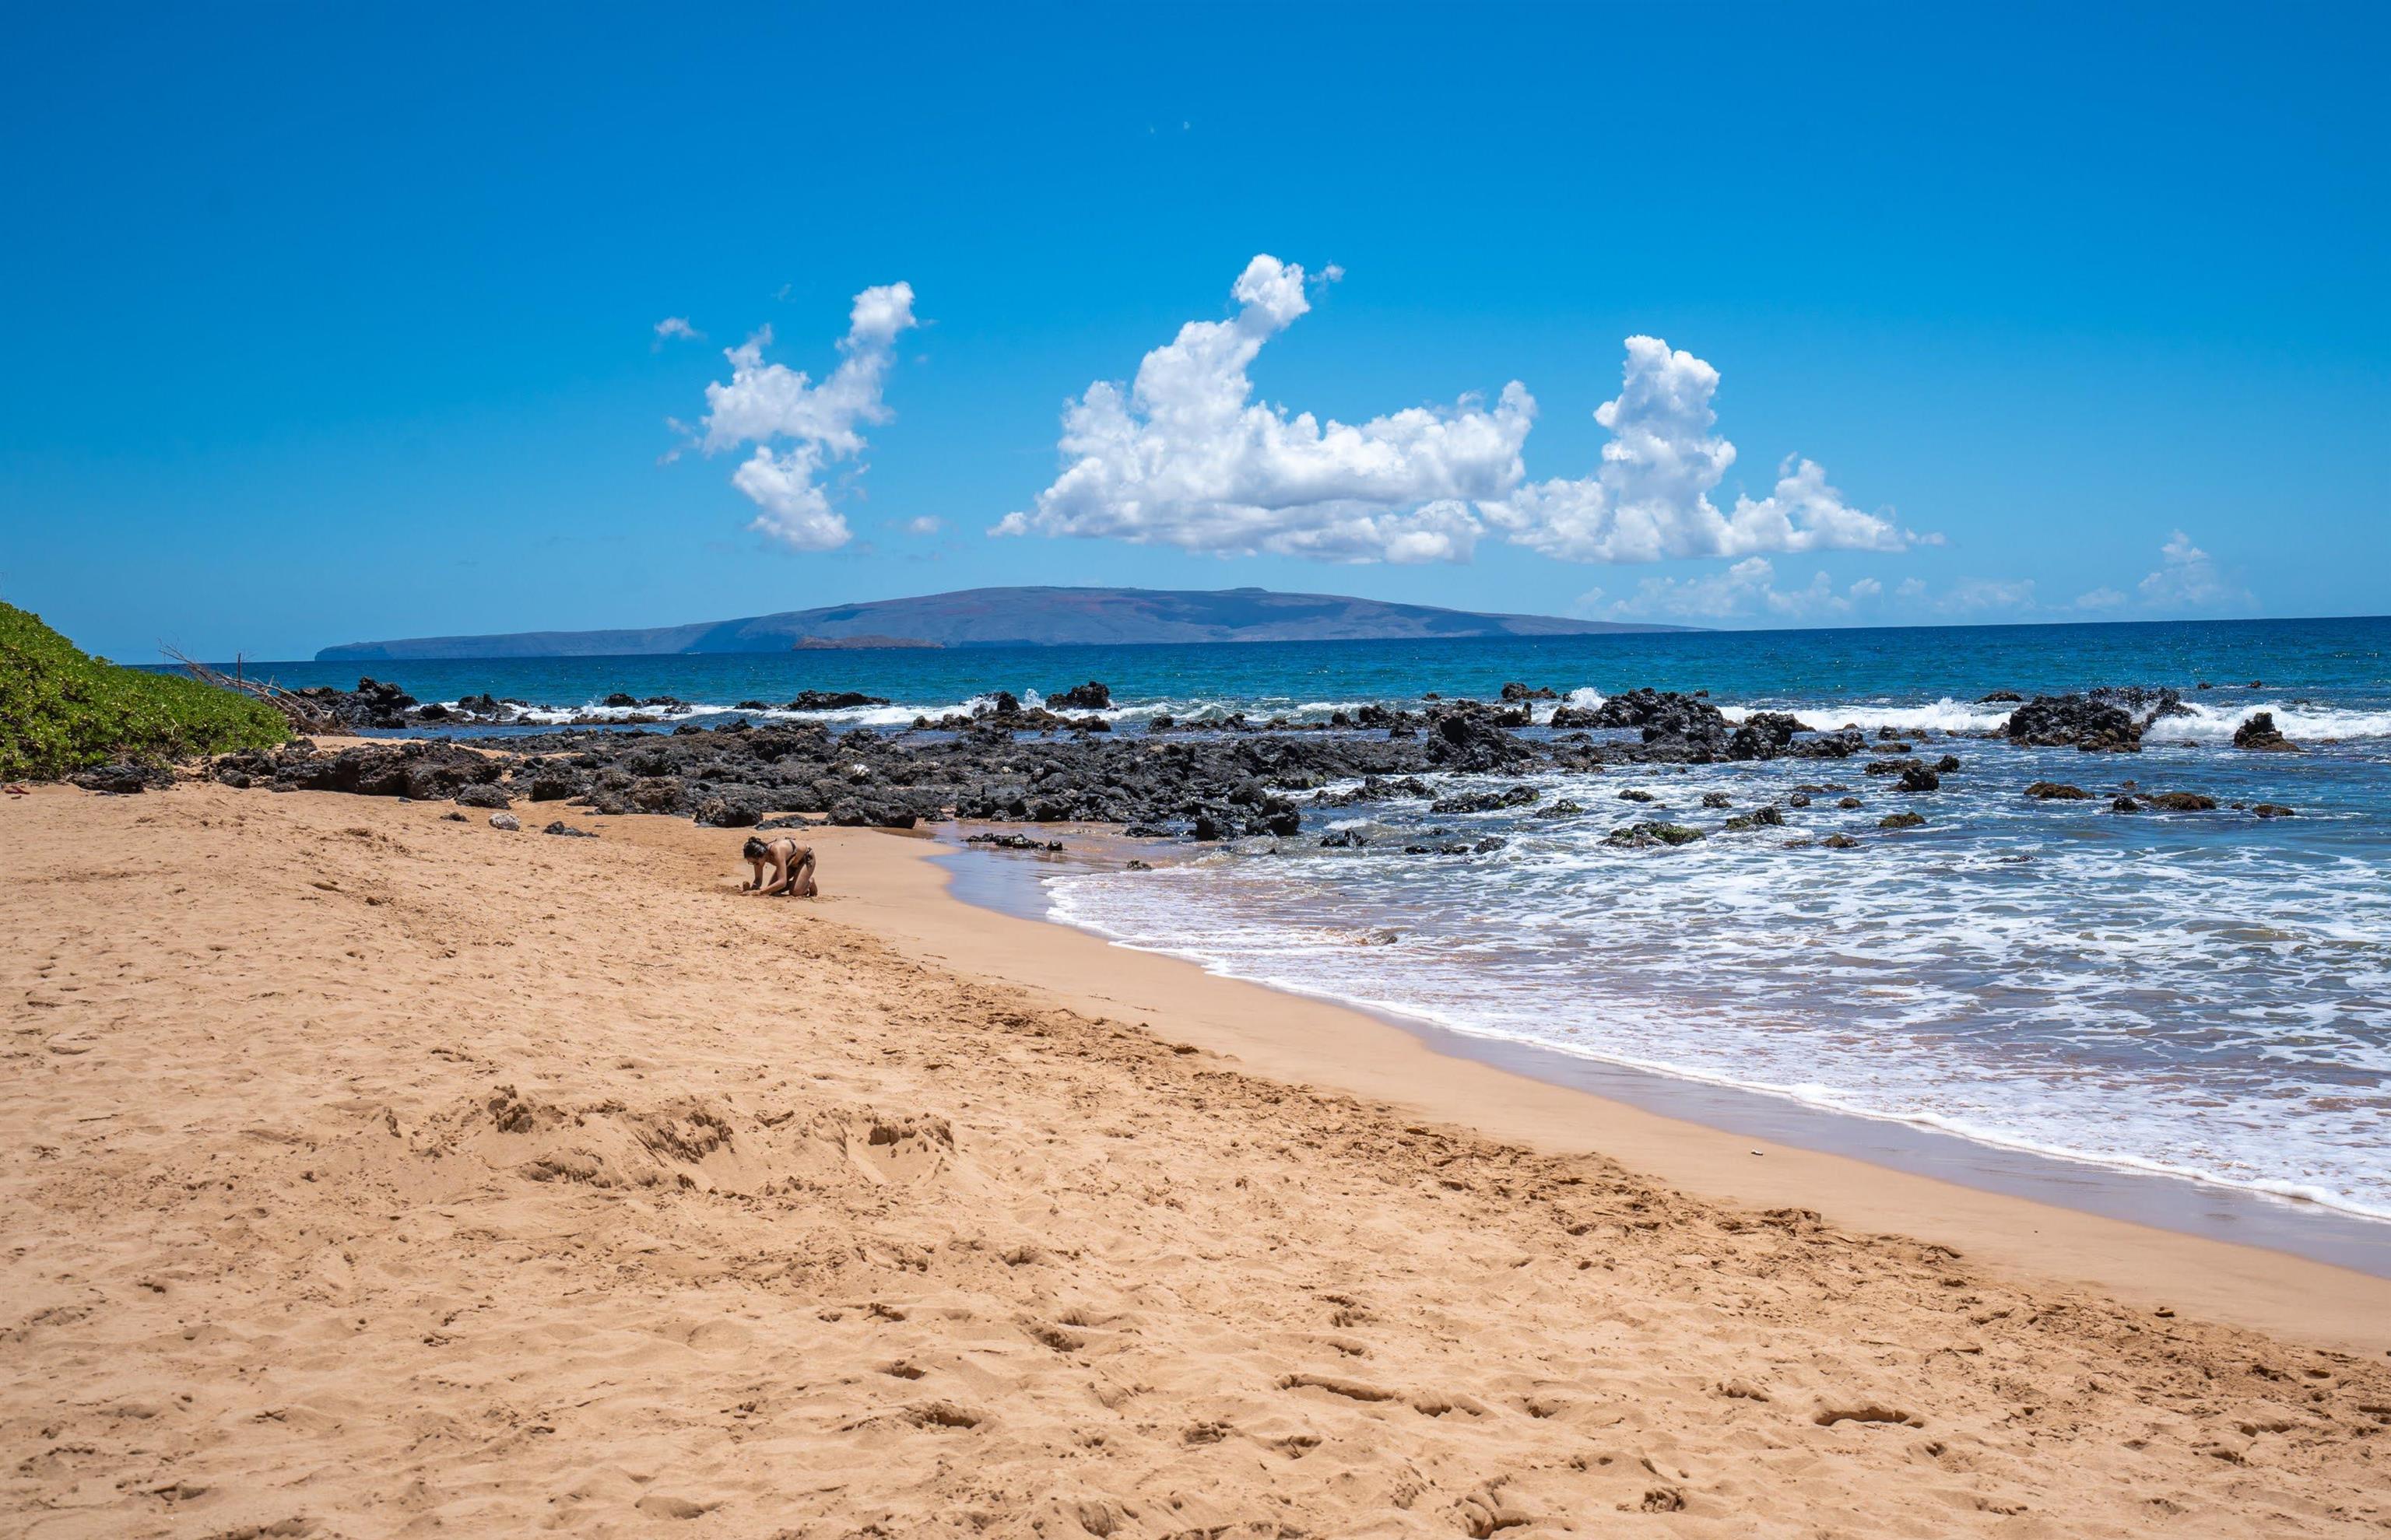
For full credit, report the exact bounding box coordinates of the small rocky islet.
[132,676,2310,851]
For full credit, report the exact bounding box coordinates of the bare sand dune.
[4,782,2388,1537]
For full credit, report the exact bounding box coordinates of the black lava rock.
[2231,711,2300,752]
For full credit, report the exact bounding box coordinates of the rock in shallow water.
[1605,821,1704,849]
[1428,784,1539,815]
[2003,695,2143,752]
[967,832,1063,851]
[2231,711,2301,752]
[785,690,890,711]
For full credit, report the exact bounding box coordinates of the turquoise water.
[212,616,2391,1217]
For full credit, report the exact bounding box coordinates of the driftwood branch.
[164,646,335,735]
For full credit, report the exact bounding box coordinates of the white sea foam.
[2154,700,2391,742]
[1040,745,2391,1223]
[1701,695,2391,742]
[496,698,932,728]
[1715,697,2014,735]
[1530,687,1607,725]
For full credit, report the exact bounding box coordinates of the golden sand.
[5,781,2387,1536]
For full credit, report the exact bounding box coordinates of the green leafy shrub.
[0,602,289,780]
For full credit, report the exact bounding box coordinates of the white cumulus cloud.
[653,316,703,344]
[1483,336,1917,563]
[695,282,918,551]
[999,263,1918,573]
[2136,530,2237,609]
[1609,564,2052,625]
[1610,557,1859,622]
[1940,577,2038,613]
[994,255,1534,563]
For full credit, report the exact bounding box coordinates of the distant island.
[315,585,1693,661]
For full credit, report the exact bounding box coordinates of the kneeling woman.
[741,835,817,897]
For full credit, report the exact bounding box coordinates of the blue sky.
[3,2,2384,660]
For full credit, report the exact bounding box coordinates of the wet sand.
[5,781,2389,1537]
[937,828,2391,1282]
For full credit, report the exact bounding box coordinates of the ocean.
[224,616,2391,1221]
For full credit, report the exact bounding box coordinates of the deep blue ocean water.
[205,616,2391,1218]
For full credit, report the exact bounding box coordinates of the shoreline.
[814,824,2391,1353]
[936,829,2391,1277]
[9,781,2391,1535]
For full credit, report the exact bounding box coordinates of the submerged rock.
[967,831,1064,851]
[1604,820,1705,849]
[1403,837,1508,856]
[1429,784,1540,815]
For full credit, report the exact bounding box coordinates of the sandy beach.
[6,779,2389,1538]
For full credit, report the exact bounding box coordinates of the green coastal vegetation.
[0,602,288,781]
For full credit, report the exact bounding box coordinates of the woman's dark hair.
[742,836,769,859]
